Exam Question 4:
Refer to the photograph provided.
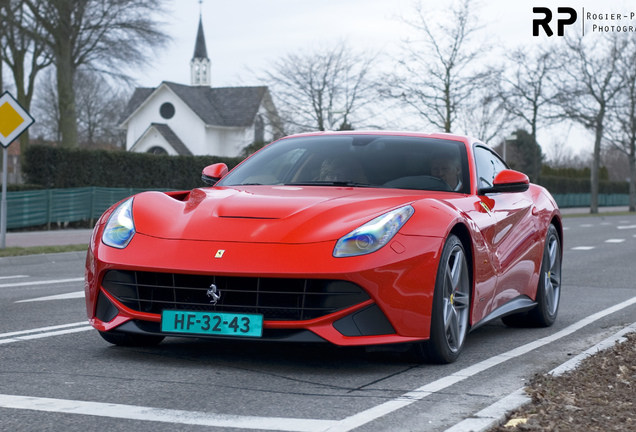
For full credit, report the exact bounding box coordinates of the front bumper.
[85,231,443,346]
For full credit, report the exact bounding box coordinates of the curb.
[444,321,636,432]
[0,251,87,266]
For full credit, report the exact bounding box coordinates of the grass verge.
[0,244,87,258]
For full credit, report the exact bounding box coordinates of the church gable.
[120,11,281,157]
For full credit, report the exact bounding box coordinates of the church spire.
[190,11,211,86]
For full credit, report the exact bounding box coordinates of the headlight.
[333,205,414,257]
[102,198,135,249]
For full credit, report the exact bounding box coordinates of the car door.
[474,145,541,312]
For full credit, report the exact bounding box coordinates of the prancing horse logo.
[206,284,221,305]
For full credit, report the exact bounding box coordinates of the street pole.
[1,146,7,248]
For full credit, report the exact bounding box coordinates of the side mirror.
[479,169,529,195]
[202,163,228,185]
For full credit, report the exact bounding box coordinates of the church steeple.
[190,14,211,86]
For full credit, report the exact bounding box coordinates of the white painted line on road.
[15,291,84,303]
[0,394,338,432]
[571,246,595,250]
[605,239,626,243]
[0,275,28,280]
[580,224,593,227]
[617,224,636,230]
[0,277,83,289]
[3,296,636,431]
[446,321,636,432]
[0,322,91,344]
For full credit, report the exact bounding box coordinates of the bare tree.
[75,69,127,148]
[0,0,53,152]
[31,68,127,149]
[605,35,636,211]
[263,41,377,133]
[499,47,558,179]
[22,0,170,148]
[460,75,512,146]
[380,0,491,133]
[554,34,625,214]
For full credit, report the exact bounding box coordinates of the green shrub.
[23,146,244,190]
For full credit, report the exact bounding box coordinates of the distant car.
[85,131,562,363]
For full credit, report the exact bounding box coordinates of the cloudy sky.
[132,0,632,155]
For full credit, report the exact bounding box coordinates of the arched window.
[148,146,168,155]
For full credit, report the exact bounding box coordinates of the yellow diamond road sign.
[0,92,35,148]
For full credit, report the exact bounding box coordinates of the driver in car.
[431,155,462,191]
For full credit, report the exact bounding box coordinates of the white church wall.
[126,86,207,154]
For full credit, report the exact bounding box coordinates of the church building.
[119,15,282,156]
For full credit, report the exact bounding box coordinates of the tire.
[98,331,165,347]
[411,234,471,364]
[502,224,561,328]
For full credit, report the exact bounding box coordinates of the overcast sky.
[132,0,631,155]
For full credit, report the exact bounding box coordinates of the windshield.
[217,135,469,193]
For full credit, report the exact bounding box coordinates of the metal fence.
[5,187,171,230]
[2,188,632,230]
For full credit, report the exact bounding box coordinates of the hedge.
[538,175,629,195]
[23,146,244,190]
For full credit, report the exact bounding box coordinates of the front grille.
[102,270,370,321]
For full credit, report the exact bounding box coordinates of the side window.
[475,146,507,189]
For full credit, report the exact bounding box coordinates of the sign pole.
[0,91,35,249]
[1,147,7,248]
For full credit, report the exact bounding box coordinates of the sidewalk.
[4,229,93,248]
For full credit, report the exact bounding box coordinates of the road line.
[618,224,636,230]
[0,277,83,289]
[605,239,626,243]
[571,246,595,250]
[0,322,91,344]
[0,394,338,432]
[324,294,636,432]
[3,297,636,431]
[0,275,28,280]
[15,291,85,303]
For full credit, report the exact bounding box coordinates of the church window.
[160,102,175,119]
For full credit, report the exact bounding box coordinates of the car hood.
[132,186,434,244]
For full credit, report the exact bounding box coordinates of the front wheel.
[502,224,561,327]
[528,224,561,326]
[411,234,471,364]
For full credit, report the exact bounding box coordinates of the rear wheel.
[502,224,561,327]
[411,234,471,364]
[98,331,165,347]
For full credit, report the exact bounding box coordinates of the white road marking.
[15,291,84,303]
[605,239,626,243]
[0,322,92,345]
[0,394,338,432]
[0,275,28,280]
[0,277,83,289]
[580,224,593,227]
[617,224,636,230]
[3,296,636,431]
[571,246,595,250]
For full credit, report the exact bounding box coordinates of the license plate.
[161,310,263,338]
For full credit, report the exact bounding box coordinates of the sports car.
[85,131,562,363]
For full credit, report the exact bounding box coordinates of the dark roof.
[193,16,208,59]
[120,82,268,128]
[130,123,193,156]
[151,123,193,155]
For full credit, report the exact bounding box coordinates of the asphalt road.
[1,214,635,432]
